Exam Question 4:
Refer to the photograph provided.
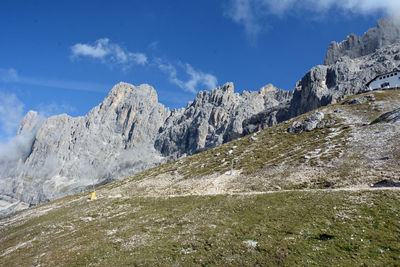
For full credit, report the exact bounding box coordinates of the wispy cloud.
[0,91,25,139]
[156,59,218,93]
[0,68,18,83]
[36,103,77,118]
[0,109,44,173]
[148,41,159,50]
[71,38,148,69]
[0,67,108,93]
[223,0,400,42]
[223,0,262,43]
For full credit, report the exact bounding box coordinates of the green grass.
[2,89,400,266]
[1,190,400,266]
[125,110,350,183]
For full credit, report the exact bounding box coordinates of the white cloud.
[71,38,109,59]
[224,0,400,41]
[71,38,148,68]
[156,59,218,93]
[0,91,24,138]
[71,39,218,93]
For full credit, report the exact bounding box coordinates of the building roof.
[366,69,400,87]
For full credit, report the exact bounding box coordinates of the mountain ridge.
[1,17,400,215]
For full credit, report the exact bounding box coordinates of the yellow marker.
[90,192,96,200]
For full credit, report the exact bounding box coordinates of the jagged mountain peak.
[192,82,235,106]
[18,110,40,134]
[259,83,279,94]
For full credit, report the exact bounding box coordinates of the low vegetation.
[1,190,400,266]
[1,89,400,265]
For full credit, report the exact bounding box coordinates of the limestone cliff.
[154,83,292,159]
[0,83,170,207]
[324,17,400,65]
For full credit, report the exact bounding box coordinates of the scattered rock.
[343,94,375,105]
[250,136,258,141]
[321,182,336,188]
[288,112,324,133]
[370,108,400,124]
[317,233,334,241]
[371,179,400,188]
[365,94,376,101]
[243,240,258,248]
[343,97,367,105]
[317,119,335,129]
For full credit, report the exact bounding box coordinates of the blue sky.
[0,0,398,142]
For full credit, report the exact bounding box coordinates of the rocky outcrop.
[343,94,375,105]
[371,108,400,124]
[325,17,400,65]
[287,112,335,133]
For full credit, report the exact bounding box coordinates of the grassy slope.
[1,90,400,266]
[1,190,400,266]
[113,89,400,196]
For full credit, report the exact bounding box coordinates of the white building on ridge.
[366,69,400,90]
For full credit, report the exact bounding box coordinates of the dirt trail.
[163,186,400,198]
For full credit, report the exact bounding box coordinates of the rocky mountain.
[325,17,400,65]
[244,18,400,134]
[2,87,400,266]
[0,81,291,214]
[0,84,170,210]
[1,17,400,215]
[155,83,292,159]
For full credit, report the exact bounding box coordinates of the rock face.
[0,83,170,206]
[325,17,400,65]
[1,17,400,214]
[242,41,400,135]
[154,83,292,158]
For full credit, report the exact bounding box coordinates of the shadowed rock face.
[371,108,400,124]
[154,83,292,158]
[1,18,400,213]
[325,17,400,65]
